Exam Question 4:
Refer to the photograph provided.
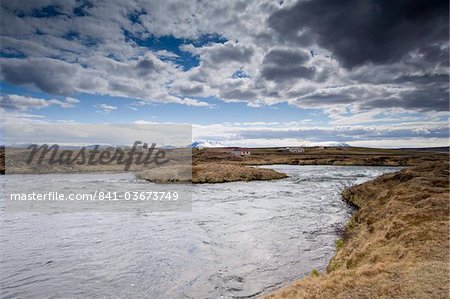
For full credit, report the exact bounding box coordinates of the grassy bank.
[192,163,287,183]
[265,161,449,298]
[138,163,288,183]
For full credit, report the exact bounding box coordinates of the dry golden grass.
[0,147,4,174]
[137,165,192,183]
[192,163,287,183]
[193,147,448,167]
[2,147,191,174]
[137,163,287,183]
[265,161,449,299]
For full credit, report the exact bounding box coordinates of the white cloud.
[190,120,449,148]
[0,94,80,110]
[155,50,179,58]
[0,0,447,131]
[178,97,214,107]
[94,103,118,112]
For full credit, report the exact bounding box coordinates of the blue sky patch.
[31,5,65,18]
[125,32,227,70]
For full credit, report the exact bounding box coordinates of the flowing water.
[0,165,400,298]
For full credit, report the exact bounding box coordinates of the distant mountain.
[299,142,351,147]
[5,143,34,148]
[4,143,114,149]
[190,140,350,148]
[191,140,226,148]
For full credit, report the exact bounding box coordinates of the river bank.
[264,161,449,298]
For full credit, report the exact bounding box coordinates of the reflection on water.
[0,165,399,298]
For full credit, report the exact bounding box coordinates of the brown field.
[191,163,287,183]
[1,146,448,184]
[136,163,287,183]
[1,147,191,174]
[193,146,447,167]
[190,146,447,183]
[264,161,449,299]
[0,147,4,175]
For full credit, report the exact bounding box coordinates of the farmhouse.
[230,147,251,157]
[287,147,305,153]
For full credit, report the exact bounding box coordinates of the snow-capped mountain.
[302,142,350,147]
[191,140,227,148]
[4,143,34,148]
[190,140,350,148]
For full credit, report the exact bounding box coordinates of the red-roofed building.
[230,147,251,157]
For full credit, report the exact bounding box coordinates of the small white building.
[287,147,305,153]
[230,147,251,157]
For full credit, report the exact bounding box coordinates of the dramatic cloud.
[202,42,255,65]
[1,0,448,109]
[261,48,315,82]
[1,57,105,95]
[0,0,448,146]
[268,0,449,68]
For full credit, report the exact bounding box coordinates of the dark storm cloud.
[136,59,156,76]
[364,89,449,112]
[263,49,310,66]
[419,44,450,67]
[289,85,381,107]
[261,49,315,82]
[361,74,450,112]
[220,89,257,100]
[268,0,449,68]
[0,58,96,95]
[208,44,254,64]
[296,93,358,105]
[176,84,204,96]
[262,65,315,82]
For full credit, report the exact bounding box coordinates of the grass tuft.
[310,269,320,277]
[334,238,344,251]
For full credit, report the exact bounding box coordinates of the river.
[0,165,400,298]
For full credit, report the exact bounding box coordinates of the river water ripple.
[0,165,400,298]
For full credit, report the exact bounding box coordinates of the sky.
[0,0,449,148]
